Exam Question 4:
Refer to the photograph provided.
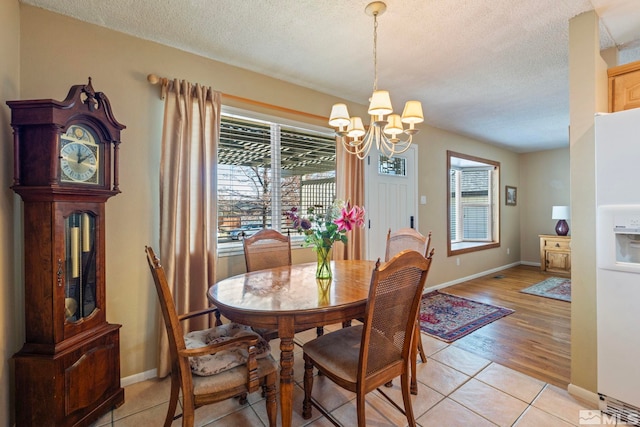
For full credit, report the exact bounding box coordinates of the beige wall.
[17,5,355,380]
[4,4,562,404]
[0,0,21,425]
[415,126,522,286]
[568,11,608,393]
[519,148,571,264]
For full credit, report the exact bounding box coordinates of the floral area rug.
[418,291,515,343]
[520,277,571,302]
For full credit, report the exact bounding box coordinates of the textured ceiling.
[20,0,640,153]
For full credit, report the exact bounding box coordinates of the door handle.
[410,216,414,229]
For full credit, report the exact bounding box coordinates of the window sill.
[448,241,500,256]
[216,242,245,258]
[217,236,308,258]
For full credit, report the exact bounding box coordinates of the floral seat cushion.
[184,322,271,376]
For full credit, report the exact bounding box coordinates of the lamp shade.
[552,206,570,220]
[368,90,393,116]
[329,103,350,127]
[383,114,404,136]
[347,117,365,138]
[401,100,424,124]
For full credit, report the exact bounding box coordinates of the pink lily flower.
[353,205,366,228]
[334,202,366,232]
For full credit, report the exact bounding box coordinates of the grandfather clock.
[8,79,125,426]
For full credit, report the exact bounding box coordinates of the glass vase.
[316,278,332,304]
[315,246,332,279]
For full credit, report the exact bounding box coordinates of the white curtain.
[157,79,221,377]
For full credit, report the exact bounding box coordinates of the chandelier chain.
[373,12,378,93]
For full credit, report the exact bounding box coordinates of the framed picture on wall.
[506,186,517,206]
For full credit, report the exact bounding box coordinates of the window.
[217,110,336,245]
[378,154,406,176]
[447,151,500,256]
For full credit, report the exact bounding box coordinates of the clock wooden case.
[8,79,125,426]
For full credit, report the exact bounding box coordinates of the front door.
[365,145,418,261]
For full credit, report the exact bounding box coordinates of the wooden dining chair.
[242,228,292,273]
[302,250,432,427]
[243,229,324,340]
[385,227,432,263]
[385,227,434,393]
[145,246,278,427]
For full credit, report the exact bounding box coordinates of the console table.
[539,235,571,276]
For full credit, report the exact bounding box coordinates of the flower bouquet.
[286,200,365,279]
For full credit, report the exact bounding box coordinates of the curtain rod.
[147,74,328,122]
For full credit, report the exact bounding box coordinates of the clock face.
[60,125,100,184]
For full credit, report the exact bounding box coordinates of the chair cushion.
[193,354,278,396]
[185,323,271,376]
[303,325,363,383]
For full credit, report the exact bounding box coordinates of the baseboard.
[424,261,522,292]
[568,383,600,405]
[121,368,157,387]
[520,261,541,267]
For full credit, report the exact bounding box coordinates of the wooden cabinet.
[539,235,571,276]
[608,60,640,112]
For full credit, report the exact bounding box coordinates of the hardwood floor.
[437,264,571,389]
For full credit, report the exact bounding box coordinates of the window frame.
[447,150,501,256]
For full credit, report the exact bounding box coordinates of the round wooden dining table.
[207,259,377,427]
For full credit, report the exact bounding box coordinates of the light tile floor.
[92,324,619,427]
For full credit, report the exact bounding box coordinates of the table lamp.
[552,206,570,236]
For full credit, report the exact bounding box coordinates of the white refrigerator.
[595,107,640,424]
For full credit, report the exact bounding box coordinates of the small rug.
[520,277,571,302]
[418,291,515,343]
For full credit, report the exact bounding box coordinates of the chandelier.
[329,1,424,160]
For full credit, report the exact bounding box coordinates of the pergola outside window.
[217,113,336,244]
